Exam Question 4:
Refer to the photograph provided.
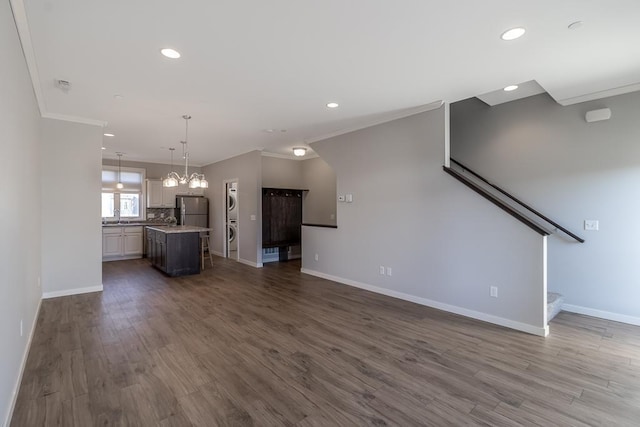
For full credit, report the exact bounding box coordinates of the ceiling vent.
[54,79,72,93]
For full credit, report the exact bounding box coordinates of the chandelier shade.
[163,115,209,189]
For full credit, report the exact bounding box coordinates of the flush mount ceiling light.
[501,27,526,41]
[116,152,124,189]
[101,147,106,150]
[327,102,339,108]
[293,147,307,157]
[504,85,519,92]
[163,115,208,189]
[104,133,115,137]
[160,48,181,59]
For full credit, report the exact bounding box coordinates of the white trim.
[42,112,106,128]
[260,151,320,161]
[42,284,103,299]
[306,101,444,144]
[301,268,548,337]
[443,102,450,168]
[556,82,640,106]
[213,250,224,257]
[238,258,263,268]
[4,298,42,427]
[562,304,640,326]
[9,0,45,116]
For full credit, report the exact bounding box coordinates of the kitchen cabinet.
[176,185,204,196]
[102,226,143,261]
[147,226,202,276]
[147,179,178,208]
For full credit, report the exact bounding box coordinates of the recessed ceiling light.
[504,85,519,92]
[293,147,307,157]
[327,102,339,108]
[160,48,181,59]
[114,94,123,100]
[101,147,106,150]
[501,27,526,41]
[568,21,583,30]
[104,133,115,137]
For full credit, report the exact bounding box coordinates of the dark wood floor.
[11,257,640,426]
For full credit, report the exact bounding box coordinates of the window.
[102,166,145,221]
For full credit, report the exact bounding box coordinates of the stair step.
[547,292,564,322]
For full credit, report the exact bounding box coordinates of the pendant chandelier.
[116,152,124,189]
[163,115,208,189]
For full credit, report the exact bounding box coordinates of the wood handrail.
[449,158,584,243]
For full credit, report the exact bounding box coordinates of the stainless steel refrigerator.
[176,196,209,227]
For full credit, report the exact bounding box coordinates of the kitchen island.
[146,225,211,276]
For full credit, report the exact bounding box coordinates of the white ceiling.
[12,0,640,166]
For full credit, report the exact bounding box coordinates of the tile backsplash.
[147,208,176,221]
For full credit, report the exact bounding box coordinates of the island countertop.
[146,225,211,234]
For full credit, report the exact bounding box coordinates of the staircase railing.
[444,158,584,243]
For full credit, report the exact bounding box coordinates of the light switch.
[250,214,256,221]
[346,194,353,203]
[584,220,599,231]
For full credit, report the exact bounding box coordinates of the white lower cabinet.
[103,226,143,261]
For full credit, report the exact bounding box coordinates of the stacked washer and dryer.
[227,183,238,253]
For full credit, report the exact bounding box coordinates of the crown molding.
[260,151,319,161]
[10,0,45,116]
[305,100,444,144]
[11,0,107,128]
[42,112,107,127]
[555,82,640,106]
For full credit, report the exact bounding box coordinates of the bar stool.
[200,232,214,270]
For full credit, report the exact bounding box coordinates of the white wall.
[41,119,103,297]
[451,92,640,324]
[202,151,262,266]
[0,2,43,424]
[102,158,202,180]
[304,108,547,335]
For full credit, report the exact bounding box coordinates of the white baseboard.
[301,268,548,337]
[4,297,42,427]
[212,250,224,257]
[42,284,103,299]
[238,258,263,268]
[562,304,640,326]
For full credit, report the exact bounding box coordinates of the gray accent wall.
[261,156,303,188]
[202,151,262,266]
[304,108,547,334]
[261,156,338,226]
[451,92,640,322]
[302,157,337,226]
[41,119,103,296]
[1,2,44,424]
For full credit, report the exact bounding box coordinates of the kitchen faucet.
[114,208,121,223]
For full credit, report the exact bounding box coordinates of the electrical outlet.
[20,320,23,337]
[490,286,498,298]
[338,195,345,202]
[250,215,256,221]
[330,213,335,220]
[379,266,385,275]
[314,253,319,261]
[386,267,392,276]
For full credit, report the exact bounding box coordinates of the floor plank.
[10,257,640,426]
